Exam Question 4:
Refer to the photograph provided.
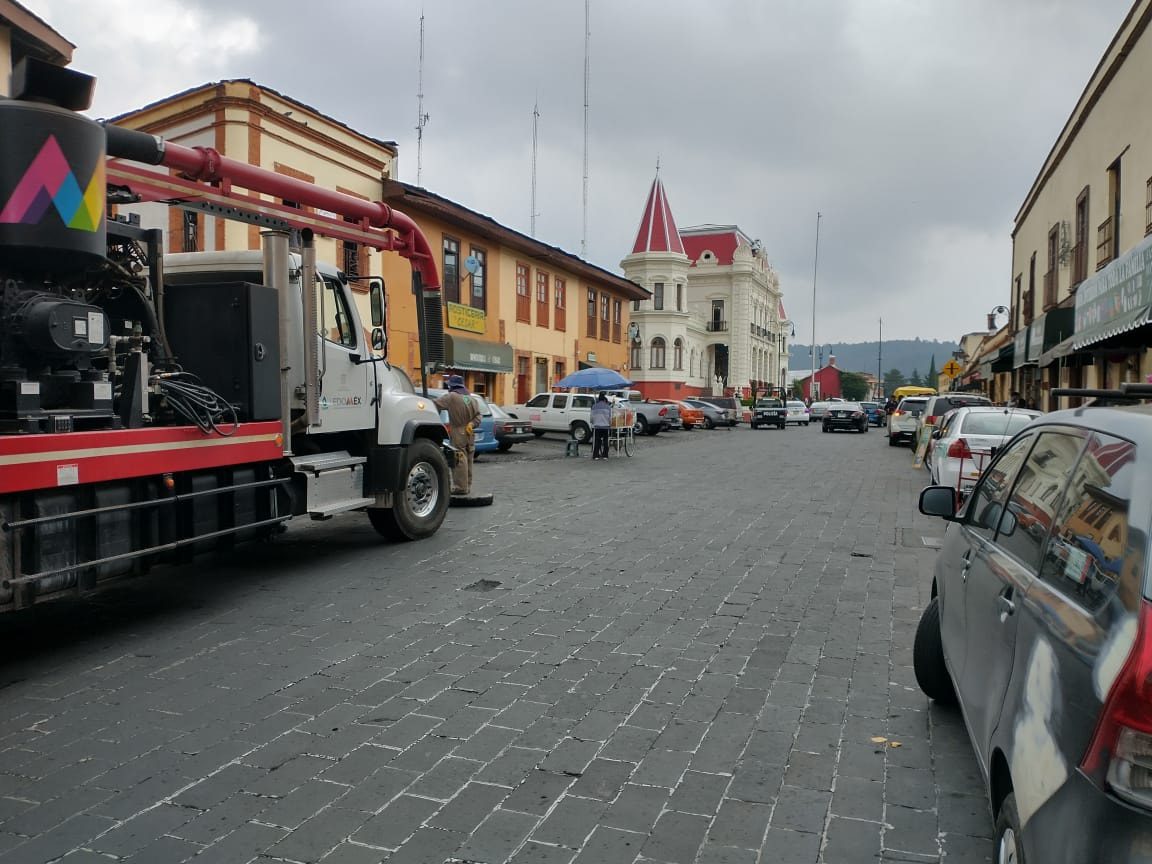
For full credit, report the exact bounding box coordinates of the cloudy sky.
[26,0,1135,343]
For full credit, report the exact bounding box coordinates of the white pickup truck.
[603,389,676,435]
[509,392,597,441]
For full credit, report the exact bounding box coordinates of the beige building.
[1010,0,1152,409]
[0,0,73,92]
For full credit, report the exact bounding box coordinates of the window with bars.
[469,247,487,311]
[516,263,531,322]
[600,293,610,340]
[554,278,566,332]
[612,299,622,343]
[443,237,460,304]
[342,240,361,279]
[1073,186,1089,287]
[1044,224,1058,309]
[536,271,550,328]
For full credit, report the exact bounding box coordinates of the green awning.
[444,335,513,373]
[991,344,1015,373]
[1038,334,1077,367]
[1072,304,1151,351]
[1072,233,1152,350]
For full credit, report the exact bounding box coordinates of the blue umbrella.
[555,367,633,390]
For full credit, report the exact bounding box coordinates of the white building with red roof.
[621,175,789,399]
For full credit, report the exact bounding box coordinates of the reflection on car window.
[960,412,1036,436]
[317,276,356,347]
[525,394,549,408]
[470,394,491,416]
[996,431,1085,570]
[572,396,594,408]
[966,433,1036,540]
[1039,433,1136,613]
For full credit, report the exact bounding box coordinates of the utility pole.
[415,11,430,186]
[581,0,590,258]
[809,212,821,400]
[878,317,883,399]
[530,101,540,237]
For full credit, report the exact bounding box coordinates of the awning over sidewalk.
[1072,233,1152,350]
[444,335,513,373]
[991,344,1015,373]
[1034,307,1076,366]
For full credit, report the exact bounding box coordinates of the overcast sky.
[26,0,1135,344]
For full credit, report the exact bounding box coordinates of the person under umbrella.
[590,392,611,460]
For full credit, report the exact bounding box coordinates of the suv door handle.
[960,549,972,582]
[997,591,1016,617]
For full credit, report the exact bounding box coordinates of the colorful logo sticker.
[0,134,104,231]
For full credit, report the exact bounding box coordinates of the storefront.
[1029,307,1075,410]
[443,335,513,401]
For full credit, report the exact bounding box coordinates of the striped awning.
[1072,305,1151,351]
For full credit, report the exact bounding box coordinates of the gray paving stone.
[707,799,771,849]
[568,759,633,801]
[602,783,667,834]
[456,808,539,864]
[572,825,645,864]
[667,771,728,816]
[630,749,690,788]
[351,794,440,849]
[640,810,709,864]
[503,770,574,816]
[821,815,882,864]
[531,795,605,848]
[383,826,464,864]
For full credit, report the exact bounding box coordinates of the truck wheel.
[368,438,450,541]
[532,430,546,438]
[570,421,591,443]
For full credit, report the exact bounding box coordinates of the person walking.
[434,375,482,495]
[590,392,611,460]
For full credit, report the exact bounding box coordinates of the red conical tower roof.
[630,175,685,255]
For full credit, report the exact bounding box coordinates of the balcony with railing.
[1042,268,1057,310]
[1097,217,1114,271]
[706,320,728,332]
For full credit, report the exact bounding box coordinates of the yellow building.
[379,183,647,405]
[1010,0,1152,409]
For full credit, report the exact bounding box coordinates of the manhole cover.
[463,579,501,592]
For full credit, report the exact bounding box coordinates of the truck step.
[290,451,372,518]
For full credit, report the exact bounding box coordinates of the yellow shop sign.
[447,302,486,334]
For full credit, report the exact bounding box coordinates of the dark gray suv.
[913,388,1152,861]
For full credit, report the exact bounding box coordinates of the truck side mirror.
[371,327,387,354]
[369,279,386,328]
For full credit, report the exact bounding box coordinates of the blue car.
[860,401,884,426]
[428,389,499,454]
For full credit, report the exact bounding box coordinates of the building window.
[587,288,597,338]
[1074,186,1089,287]
[342,239,361,279]
[1044,224,1058,310]
[630,345,642,370]
[182,210,198,252]
[633,299,640,312]
[469,247,487,311]
[673,338,683,369]
[555,278,566,332]
[536,270,550,328]
[709,299,726,331]
[1024,252,1036,325]
[1146,177,1152,236]
[600,293,610,341]
[516,262,531,323]
[1099,158,1121,269]
[676,283,684,311]
[653,282,664,311]
[443,237,460,304]
[650,337,666,369]
[612,299,622,343]
[555,361,565,382]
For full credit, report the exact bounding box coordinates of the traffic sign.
[942,359,962,378]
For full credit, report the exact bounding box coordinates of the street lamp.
[987,305,1009,331]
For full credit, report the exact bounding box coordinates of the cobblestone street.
[0,425,993,864]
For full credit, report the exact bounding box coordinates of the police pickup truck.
[750,398,787,429]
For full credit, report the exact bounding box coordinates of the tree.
[927,355,937,388]
[883,368,906,395]
[909,368,921,387]
[840,371,869,401]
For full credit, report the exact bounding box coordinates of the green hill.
[789,339,959,380]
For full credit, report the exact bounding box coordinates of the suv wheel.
[913,596,955,703]
[570,421,591,443]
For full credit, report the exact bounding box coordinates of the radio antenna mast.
[581,0,590,258]
[415,11,430,186]
[531,100,540,237]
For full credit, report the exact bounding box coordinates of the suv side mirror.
[369,278,386,327]
[919,486,958,520]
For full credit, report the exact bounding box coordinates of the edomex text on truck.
[0,60,455,611]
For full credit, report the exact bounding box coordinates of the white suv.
[887,396,929,447]
[509,392,595,442]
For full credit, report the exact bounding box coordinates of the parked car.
[808,401,832,422]
[860,401,885,426]
[659,399,704,430]
[887,396,930,446]
[912,396,1150,862]
[684,399,729,429]
[429,388,498,453]
[917,393,993,440]
[785,400,811,426]
[928,407,1041,492]
[751,398,787,429]
[822,401,868,433]
[691,396,740,426]
[490,402,534,452]
[510,392,596,442]
[603,389,675,435]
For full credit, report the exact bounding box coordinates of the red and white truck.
[0,59,454,611]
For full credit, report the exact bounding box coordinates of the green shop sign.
[1073,233,1152,350]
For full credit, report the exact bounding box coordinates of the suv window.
[966,433,1036,540]
[897,398,928,416]
[1039,433,1136,612]
[551,395,569,409]
[571,395,594,408]
[525,394,549,408]
[470,394,492,416]
[996,431,1086,569]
